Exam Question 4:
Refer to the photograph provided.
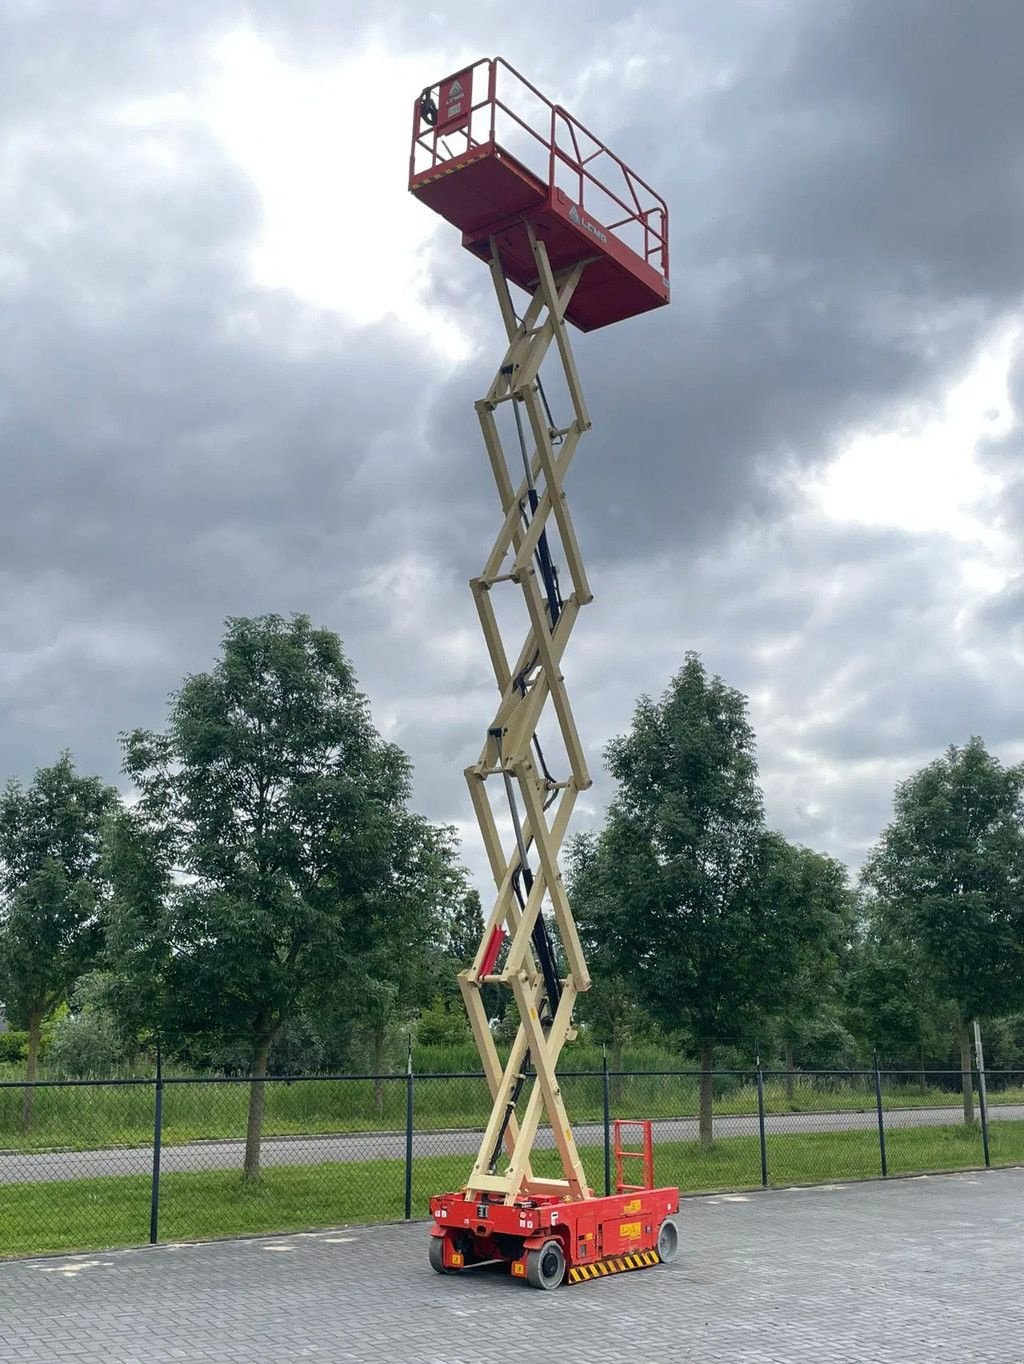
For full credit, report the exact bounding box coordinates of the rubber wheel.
[525,1239,565,1290]
[657,1217,679,1264]
[429,1236,456,1274]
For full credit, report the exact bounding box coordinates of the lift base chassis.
[429,1186,680,1288]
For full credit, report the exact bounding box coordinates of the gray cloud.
[1,0,1023,892]
[421,1,1024,567]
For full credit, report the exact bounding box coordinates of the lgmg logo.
[568,202,608,245]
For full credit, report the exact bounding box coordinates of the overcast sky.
[2,1,1023,889]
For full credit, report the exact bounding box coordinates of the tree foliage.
[0,755,120,1121]
[447,887,484,966]
[46,972,135,1079]
[106,614,459,1176]
[566,832,651,1087]
[763,846,859,1084]
[863,736,1024,1119]
[843,928,953,1073]
[570,655,847,1142]
[863,737,1024,1016]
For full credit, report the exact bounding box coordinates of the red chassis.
[429,1185,680,1289]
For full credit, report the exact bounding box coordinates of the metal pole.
[404,1036,414,1220]
[973,1020,991,1169]
[602,1044,611,1197]
[149,1037,163,1245]
[755,1057,768,1189]
[873,1051,887,1178]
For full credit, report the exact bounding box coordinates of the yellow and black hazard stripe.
[566,1249,661,1284]
[412,151,490,186]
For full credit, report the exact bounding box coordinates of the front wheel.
[525,1239,565,1290]
[657,1217,679,1264]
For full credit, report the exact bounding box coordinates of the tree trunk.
[243,1036,272,1182]
[610,1035,624,1105]
[917,1045,927,1096]
[958,1016,975,1126]
[373,1027,386,1115]
[698,1039,714,1148]
[784,1039,795,1105]
[21,1009,42,1131]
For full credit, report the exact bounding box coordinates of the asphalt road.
[1,1102,1020,1184]
[1,1168,1022,1362]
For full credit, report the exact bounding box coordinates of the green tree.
[354,974,405,1110]
[765,849,859,1096]
[353,859,461,1107]
[842,928,954,1088]
[566,832,650,1098]
[416,993,474,1046]
[46,971,136,1079]
[980,1013,1024,1071]
[863,737,1024,1122]
[447,886,484,964]
[357,827,463,1107]
[107,614,457,1178]
[580,655,837,1145]
[0,755,119,1124]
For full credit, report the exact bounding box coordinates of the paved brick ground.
[1,1169,1022,1363]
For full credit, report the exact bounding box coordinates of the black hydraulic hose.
[508,315,560,448]
[528,488,563,627]
[486,869,563,1174]
[483,374,567,1170]
[512,397,562,627]
[521,864,562,1019]
[533,921,562,1020]
[509,653,558,804]
[488,873,532,1173]
[492,720,563,1024]
[535,373,562,444]
[484,845,563,1173]
[487,1048,532,1174]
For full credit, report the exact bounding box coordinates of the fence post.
[602,1044,611,1196]
[149,1037,163,1245]
[404,1036,414,1220]
[755,1056,768,1189]
[872,1050,887,1178]
[973,1020,991,1169]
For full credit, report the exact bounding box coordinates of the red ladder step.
[613,1118,655,1193]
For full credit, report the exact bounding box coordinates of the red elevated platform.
[409,59,669,332]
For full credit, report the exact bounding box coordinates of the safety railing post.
[974,1021,991,1169]
[755,1059,768,1189]
[548,105,557,197]
[149,1037,163,1245]
[404,1037,414,1220]
[873,1051,888,1178]
[602,1044,612,1196]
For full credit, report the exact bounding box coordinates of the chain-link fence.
[1,1059,1018,1259]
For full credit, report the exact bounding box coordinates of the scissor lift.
[410,58,679,1290]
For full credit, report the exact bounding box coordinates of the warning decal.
[438,68,473,134]
[567,1250,660,1284]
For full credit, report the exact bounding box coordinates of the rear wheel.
[429,1235,456,1274]
[657,1217,679,1264]
[525,1239,565,1290]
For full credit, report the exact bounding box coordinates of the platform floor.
[1,1169,1022,1363]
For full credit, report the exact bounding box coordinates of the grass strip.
[1,1120,1020,1260]
[2,1076,1021,1154]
